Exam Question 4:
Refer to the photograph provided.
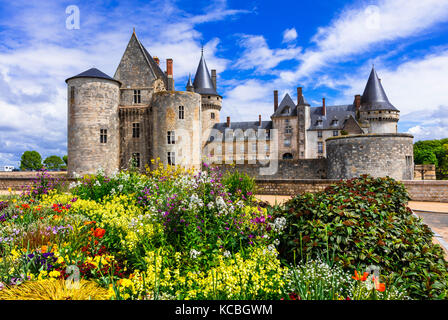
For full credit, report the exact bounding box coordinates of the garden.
[0,161,447,300]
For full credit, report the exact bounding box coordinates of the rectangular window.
[132,123,140,138]
[70,86,75,103]
[167,131,175,144]
[100,129,107,143]
[133,90,141,104]
[167,152,175,166]
[406,156,413,167]
[285,126,292,134]
[333,130,339,137]
[318,142,323,153]
[211,112,215,119]
[318,130,323,138]
[264,144,269,152]
[284,139,291,147]
[252,143,257,152]
[179,106,184,119]
[132,153,140,168]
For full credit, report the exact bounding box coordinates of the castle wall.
[215,158,327,180]
[119,106,151,171]
[326,133,414,180]
[67,78,120,177]
[151,91,202,169]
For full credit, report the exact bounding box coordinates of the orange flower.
[41,245,48,253]
[352,270,369,281]
[84,221,96,225]
[377,283,386,292]
[93,228,106,239]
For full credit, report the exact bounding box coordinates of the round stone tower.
[151,91,202,170]
[66,68,121,177]
[190,50,222,146]
[358,67,400,134]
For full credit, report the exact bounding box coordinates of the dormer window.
[282,107,290,114]
[331,120,339,126]
[317,120,323,126]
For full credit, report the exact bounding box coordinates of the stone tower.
[358,67,400,134]
[66,68,121,177]
[296,87,310,159]
[191,50,222,147]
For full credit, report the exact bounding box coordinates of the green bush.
[221,170,256,201]
[277,175,448,299]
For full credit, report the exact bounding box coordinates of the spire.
[186,73,194,92]
[360,66,398,111]
[193,49,219,95]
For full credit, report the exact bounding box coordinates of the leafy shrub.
[277,175,448,299]
[21,169,63,200]
[221,170,256,201]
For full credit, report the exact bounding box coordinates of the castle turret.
[186,73,194,92]
[192,49,222,147]
[359,67,399,134]
[66,68,121,177]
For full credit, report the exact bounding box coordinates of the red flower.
[352,270,369,281]
[93,228,106,239]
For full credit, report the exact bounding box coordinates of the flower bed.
[0,165,429,300]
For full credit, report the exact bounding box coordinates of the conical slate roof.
[360,67,398,111]
[272,93,297,117]
[65,68,121,85]
[298,94,310,106]
[193,51,219,95]
[186,73,193,88]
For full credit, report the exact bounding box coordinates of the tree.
[20,151,42,171]
[63,155,68,165]
[43,155,65,171]
[414,138,448,180]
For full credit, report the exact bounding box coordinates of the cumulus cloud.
[235,35,301,73]
[282,28,298,43]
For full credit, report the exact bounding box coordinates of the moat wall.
[1,172,447,203]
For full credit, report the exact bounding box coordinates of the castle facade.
[66,31,414,180]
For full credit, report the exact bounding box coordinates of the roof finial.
[133,27,136,35]
[201,45,204,56]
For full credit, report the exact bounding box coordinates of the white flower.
[223,250,231,258]
[190,249,201,259]
[94,180,101,187]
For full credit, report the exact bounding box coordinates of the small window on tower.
[211,112,215,119]
[132,153,140,168]
[100,129,107,143]
[167,131,175,144]
[333,130,339,136]
[318,130,323,138]
[133,90,141,104]
[167,152,175,166]
[318,142,323,153]
[285,126,292,134]
[70,86,75,103]
[132,123,140,138]
[179,106,184,119]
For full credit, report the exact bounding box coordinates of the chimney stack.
[226,116,230,127]
[354,94,361,111]
[322,98,326,116]
[211,69,217,90]
[297,87,303,105]
[258,114,262,126]
[166,59,174,90]
[153,56,160,65]
[274,90,279,112]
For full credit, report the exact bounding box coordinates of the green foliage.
[62,155,68,165]
[277,175,448,299]
[340,130,349,136]
[221,170,256,201]
[414,138,448,179]
[43,155,64,171]
[20,151,42,171]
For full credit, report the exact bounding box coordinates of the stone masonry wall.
[326,133,414,180]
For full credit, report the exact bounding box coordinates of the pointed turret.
[186,73,194,92]
[193,50,219,95]
[360,66,398,112]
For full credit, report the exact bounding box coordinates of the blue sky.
[1,0,448,167]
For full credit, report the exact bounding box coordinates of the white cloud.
[235,35,301,73]
[281,0,448,82]
[282,28,298,43]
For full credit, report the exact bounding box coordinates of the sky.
[0,0,448,167]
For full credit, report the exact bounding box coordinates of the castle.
[66,31,414,180]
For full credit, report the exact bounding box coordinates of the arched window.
[282,153,293,160]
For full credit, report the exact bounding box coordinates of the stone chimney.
[226,116,230,127]
[258,114,262,126]
[153,56,160,65]
[274,90,279,112]
[354,94,361,111]
[322,98,326,116]
[166,58,174,91]
[211,69,217,90]
[297,87,303,104]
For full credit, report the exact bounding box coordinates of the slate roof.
[360,67,398,112]
[138,39,168,87]
[186,73,193,88]
[271,94,297,117]
[193,51,219,96]
[209,120,273,141]
[65,68,121,85]
[308,104,357,130]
